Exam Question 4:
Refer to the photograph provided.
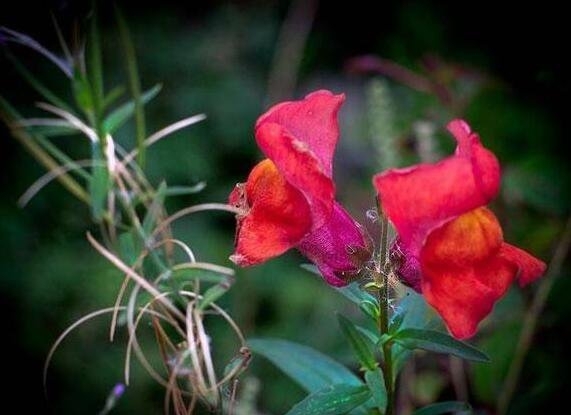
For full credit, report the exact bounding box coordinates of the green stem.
[376,207,394,415]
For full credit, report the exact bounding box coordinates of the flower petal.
[500,243,546,286]
[256,122,334,229]
[373,119,500,257]
[229,159,311,266]
[420,207,518,339]
[297,202,371,286]
[256,89,345,177]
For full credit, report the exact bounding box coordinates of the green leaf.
[142,182,167,236]
[164,183,207,196]
[285,384,370,415]
[88,141,110,221]
[359,300,380,322]
[72,68,94,113]
[5,51,75,113]
[88,6,104,127]
[335,282,377,306]
[198,279,232,311]
[167,267,229,286]
[115,6,145,166]
[102,86,126,110]
[26,124,79,137]
[412,401,471,415]
[102,84,162,134]
[118,231,140,266]
[337,314,378,371]
[364,369,387,412]
[247,338,362,393]
[393,329,490,363]
[391,290,440,371]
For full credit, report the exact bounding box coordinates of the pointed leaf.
[337,314,378,371]
[167,267,229,286]
[359,300,380,322]
[115,7,145,166]
[164,183,207,196]
[364,369,387,412]
[412,401,472,415]
[5,51,75,113]
[335,282,377,306]
[392,290,440,371]
[198,279,233,311]
[247,338,362,392]
[393,329,490,363]
[286,384,370,415]
[88,8,104,119]
[72,68,95,112]
[142,182,167,236]
[102,84,162,134]
[102,86,126,110]
[89,141,110,221]
[118,230,140,266]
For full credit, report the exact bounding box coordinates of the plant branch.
[497,215,571,415]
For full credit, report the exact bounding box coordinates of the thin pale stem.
[497,215,571,415]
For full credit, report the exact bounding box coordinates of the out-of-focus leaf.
[247,338,362,393]
[88,8,104,120]
[503,157,571,215]
[337,314,378,371]
[166,267,229,286]
[411,401,471,415]
[5,51,75,113]
[115,7,145,166]
[393,328,490,362]
[335,282,377,306]
[102,84,162,134]
[102,86,126,110]
[27,124,79,137]
[88,141,109,222]
[359,300,380,322]
[392,290,439,371]
[198,279,233,311]
[118,231,140,266]
[364,368,387,412]
[72,68,94,113]
[164,183,207,196]
[472,291,523,403]
[142,181,167,236]
[285,384,370,415]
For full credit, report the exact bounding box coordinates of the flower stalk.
[375,206,395,415]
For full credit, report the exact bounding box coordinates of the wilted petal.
[256,90,345,177]
[374,119,500,256]
[298,203,371,286]
[229,159,311,266]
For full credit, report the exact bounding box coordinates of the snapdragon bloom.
[229,90,370,286]
[374,120,546,339]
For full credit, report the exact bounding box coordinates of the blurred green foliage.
[1,1,569,414]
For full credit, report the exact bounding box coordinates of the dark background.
[1,1,569,414]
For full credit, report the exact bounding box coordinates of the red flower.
[230,90,370,286]
[374,120,546,339]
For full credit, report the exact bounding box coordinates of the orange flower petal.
[420,208,517,339]
[229,159,311,266]
[500,243,547,286]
